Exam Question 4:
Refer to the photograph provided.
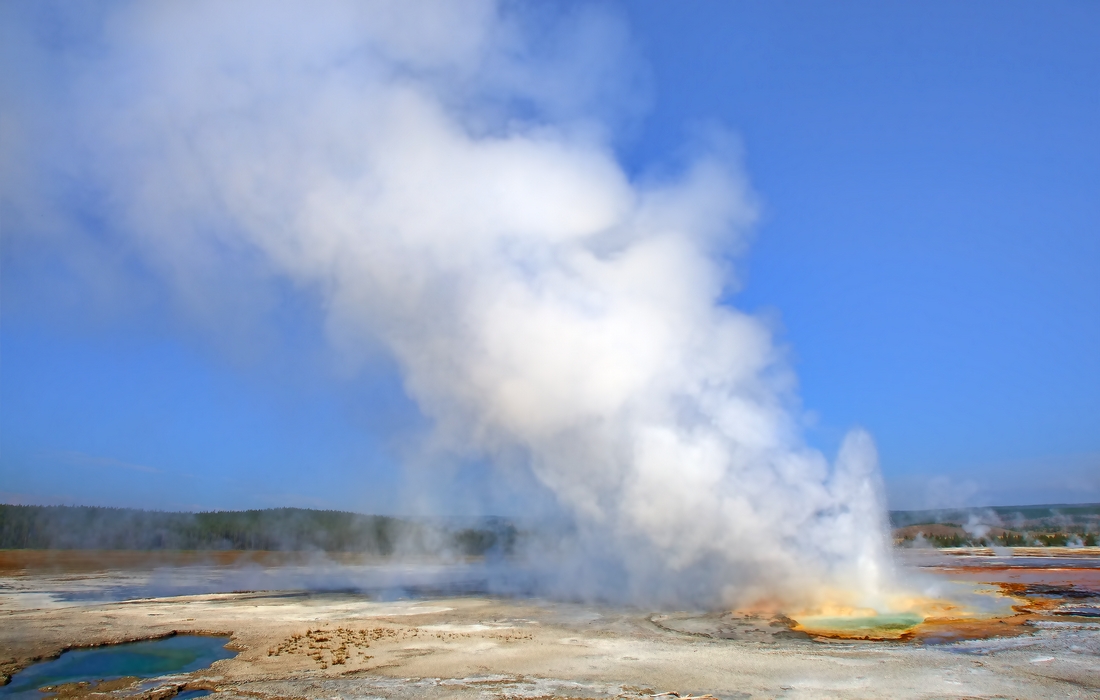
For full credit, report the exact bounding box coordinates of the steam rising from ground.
[2,1,894,609]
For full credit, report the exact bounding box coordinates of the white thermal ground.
[2,0,897,610]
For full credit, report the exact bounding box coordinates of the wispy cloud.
[56,450,163,475]
[253,492,336,510]
[887,452,1100,510]
[0,489,78,506]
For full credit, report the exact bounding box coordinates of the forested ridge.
[0,504,514,555]
[5,502,1097,552]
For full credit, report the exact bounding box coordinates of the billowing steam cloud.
[1,1,893,609]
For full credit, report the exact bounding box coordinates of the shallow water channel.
[0,635,236,700]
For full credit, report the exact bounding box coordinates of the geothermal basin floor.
[1,551,1098,700]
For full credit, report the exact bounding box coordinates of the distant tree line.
[890,503,1100,548]
[907,531,1092,548]
[893,523,1097,548]
[0,505,516,556]
[902,531,1097,548]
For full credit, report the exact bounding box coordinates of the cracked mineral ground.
[1,550,1098,700]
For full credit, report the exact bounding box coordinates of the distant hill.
[0,505,515,556]
[889,503,1100,547]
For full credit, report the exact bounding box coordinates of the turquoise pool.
[0,634,236,700]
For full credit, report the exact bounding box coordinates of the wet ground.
[1,549,1098,699]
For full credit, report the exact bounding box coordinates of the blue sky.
[620,2,1100,506]
[2,1,1097,513]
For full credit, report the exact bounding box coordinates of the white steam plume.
[1,0,894,609]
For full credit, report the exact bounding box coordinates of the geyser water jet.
[3,0,898,610]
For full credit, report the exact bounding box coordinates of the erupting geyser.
[4,0,907,611]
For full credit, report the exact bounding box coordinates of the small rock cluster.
[268,626,397,669]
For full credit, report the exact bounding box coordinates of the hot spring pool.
[0,634,236,700]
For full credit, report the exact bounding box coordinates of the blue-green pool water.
[0,635,236,700]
